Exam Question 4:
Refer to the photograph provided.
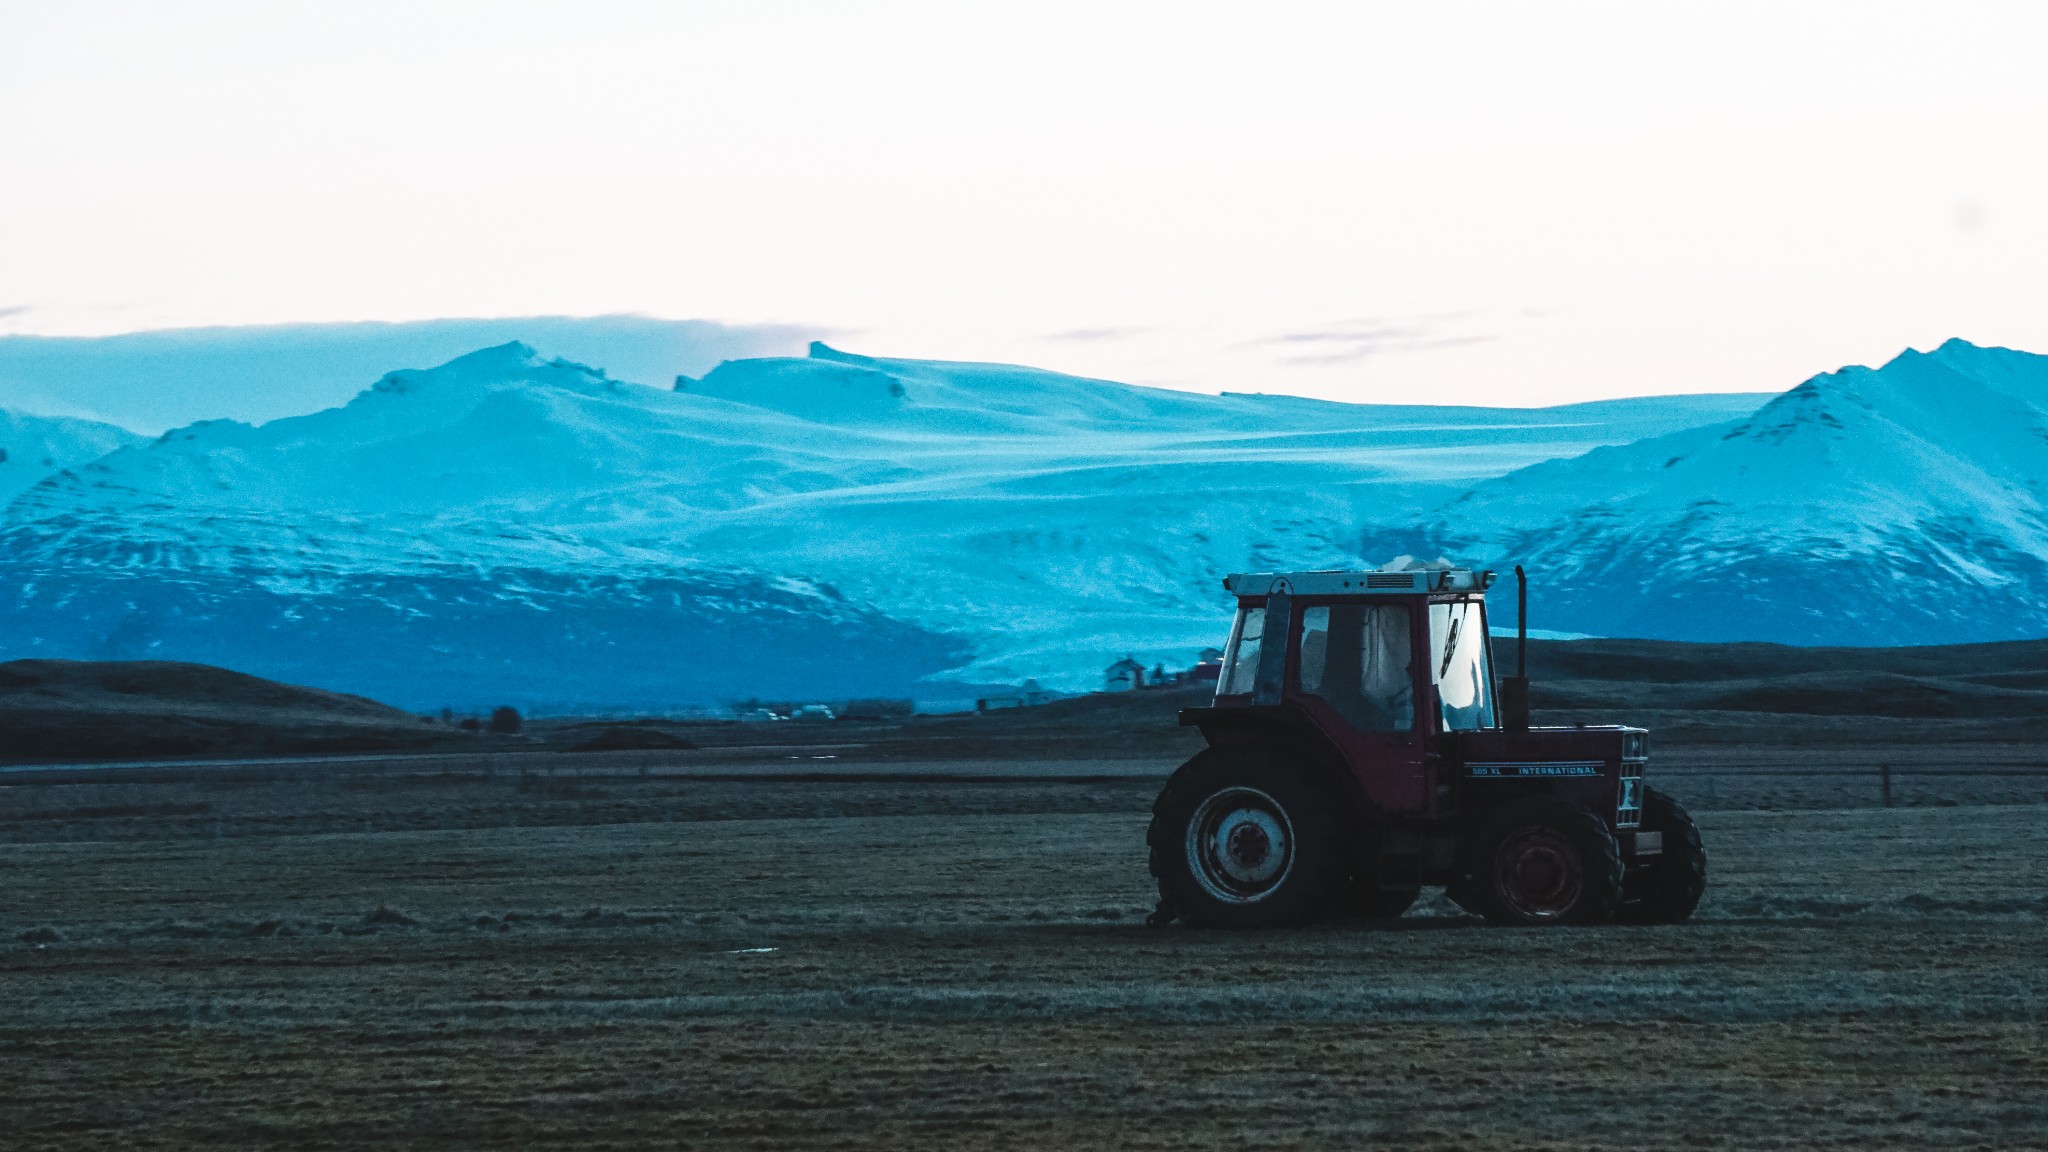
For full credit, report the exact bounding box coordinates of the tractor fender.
[1177,709,1380,835]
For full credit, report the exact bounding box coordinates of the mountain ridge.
[0,409,144,504]
[1420,339,2048,645]
[10,334,2033,705]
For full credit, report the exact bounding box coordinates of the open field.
[4,747,2047,1150]
[18,633,2048,766]
[5,735,2047,845]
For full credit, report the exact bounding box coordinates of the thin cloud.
[0,305,32,320]
[1039,325,1152,343]
[1275,333,1494,365]
[1245,314,1494,365]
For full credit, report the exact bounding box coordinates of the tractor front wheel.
[1471,796,1624,926]
[1616,787,1707,923]
[1149,747,1343,928]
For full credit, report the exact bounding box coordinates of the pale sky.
[3,1,2046,408]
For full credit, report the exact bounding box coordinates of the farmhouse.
[1104,656,1146,692]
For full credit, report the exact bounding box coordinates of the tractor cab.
[1150,566,1706,930]
[1206,568,1498,819]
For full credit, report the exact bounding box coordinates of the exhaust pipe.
[1501,565,1531,732]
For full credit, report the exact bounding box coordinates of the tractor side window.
[1429,600,1497,731]
[1297,602,1413,732]
[1218,606,1264,696]
[1297,606,1330,692]
[1360,604,1415,732]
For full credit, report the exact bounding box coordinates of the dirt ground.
[4,738,2046,846]
[4,754,2046,1150]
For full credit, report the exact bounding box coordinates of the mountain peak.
[365,343,620,404]
[808,341,874,366]
[1877,337,2044,379]
[1427,334,2048,646]
[443,341,542,370]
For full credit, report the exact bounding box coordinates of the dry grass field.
[3,747,2047,1151]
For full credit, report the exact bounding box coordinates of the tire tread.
[1617,787,1707,924]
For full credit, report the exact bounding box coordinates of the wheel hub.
[1186,786,1295,903]
[1225,821,1273,870]
[1494,827,1585,920]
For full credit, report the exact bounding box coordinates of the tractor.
[1149,565,1706,927]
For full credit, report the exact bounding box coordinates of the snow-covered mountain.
[0,409,142,504]
[0,345,966,711]
[14,332,2042,707]
[672,344,1770,680]
[0,341,1765,708]
[0,315,812,432]
[1408,339,2048,645]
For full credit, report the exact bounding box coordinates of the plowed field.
[3,758,2045,1149]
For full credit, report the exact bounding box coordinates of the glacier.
[0,338,1774,709]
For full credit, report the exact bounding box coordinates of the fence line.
[1655,767,2048,778]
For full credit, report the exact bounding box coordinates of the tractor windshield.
[1429,600,1497,730]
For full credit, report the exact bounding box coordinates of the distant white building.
[976,678,1052,712]
[1104,656,1146,692]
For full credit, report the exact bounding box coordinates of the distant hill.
[0,660,491,763]
[10,633,2047,765]
[1505,635,2048,744]
[902,635,2048,757]
[1514,634,2048,685]
[1511,635,2048,715]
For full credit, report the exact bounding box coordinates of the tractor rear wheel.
[1470,796,1624,926]
[1616,787,1707,924]
[1148,746,1344,928]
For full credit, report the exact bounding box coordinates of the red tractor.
[1150,566,1705,928]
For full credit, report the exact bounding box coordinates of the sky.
[3,0,2046,417]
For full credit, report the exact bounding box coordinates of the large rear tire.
[1148,746,1344,928]
[1470,796,1623,926]
[1616,787,1707,924]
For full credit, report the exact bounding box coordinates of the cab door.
[1287,600,1431,816]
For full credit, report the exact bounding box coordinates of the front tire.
[1148,747,1343,928]
[1616,787,1707,924]
[1470,796,1623,926]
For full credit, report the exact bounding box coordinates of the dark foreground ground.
[4,742,2047,1151]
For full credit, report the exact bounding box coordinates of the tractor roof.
[1223,568,1496,596]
